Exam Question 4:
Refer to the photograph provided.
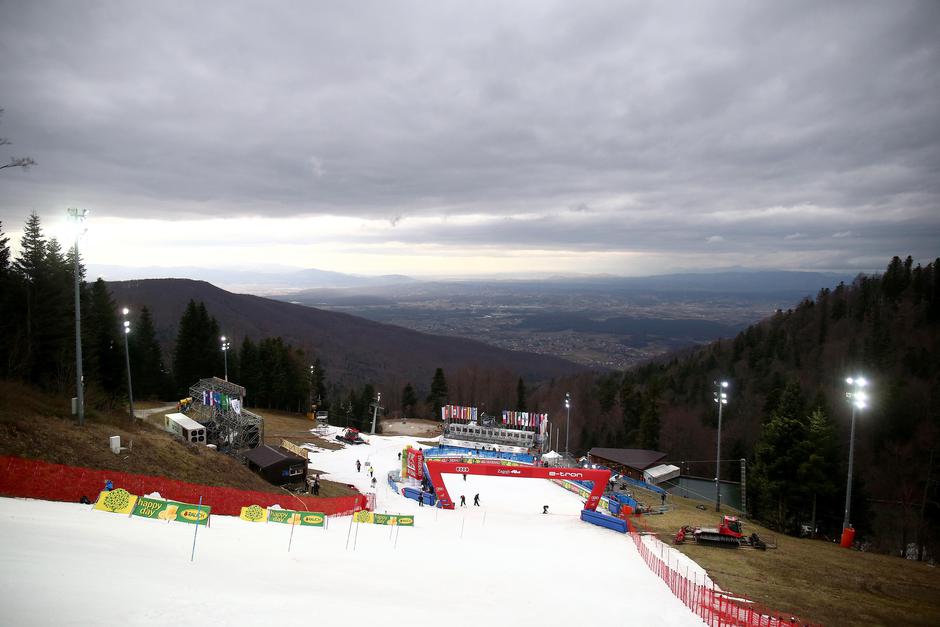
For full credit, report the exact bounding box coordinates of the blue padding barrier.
[402,486,436,506]
[607,498,621,516]
[580,509,627,533]
[615,493,638,509]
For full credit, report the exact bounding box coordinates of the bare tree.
[0,109,36,171]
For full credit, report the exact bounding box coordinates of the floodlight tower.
[714,380,729,512]
[564,392,571,462]
[371,392,382,435]
[122,308,135,422]
[843,376,869,531]
[67,208,88,426]
[220,336,231,381]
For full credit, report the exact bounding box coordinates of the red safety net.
[0,455,368,517]
[629,533,818,627]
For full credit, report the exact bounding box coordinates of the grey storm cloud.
[1,0,938,271]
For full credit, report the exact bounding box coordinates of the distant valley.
[271,271,854,369]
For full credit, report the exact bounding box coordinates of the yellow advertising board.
[239,504,269,522]
[353,510,374,523]
[93,489,138,515]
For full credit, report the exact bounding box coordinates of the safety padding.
[580,508,627,533]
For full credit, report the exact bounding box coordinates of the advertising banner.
[299,512,326,527]
[267,509,300,524]
[406,447,424,480]
[356,512,415,526]
[401,446,410,480]
[354,510,374,523]
[93,489,138,515]
[240,504,269,522]
[170,501,211,526]
[131,496,170,519]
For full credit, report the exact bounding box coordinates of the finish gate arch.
[425,460,611,511]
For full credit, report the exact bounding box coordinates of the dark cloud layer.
[1,0,938,272]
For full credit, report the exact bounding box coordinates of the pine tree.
[85,279,123,403]
[516,377,527,411]
[428,367,448,418]
[129,306,170,399]
[401,383,417,416]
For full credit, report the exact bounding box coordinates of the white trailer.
[164,412,207,444]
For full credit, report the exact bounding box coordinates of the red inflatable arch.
[425,460,611,511]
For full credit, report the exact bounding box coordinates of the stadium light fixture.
[843,375,871,533]
[713,380,730,511]
[220,336,231,381]
[122,308,134,422]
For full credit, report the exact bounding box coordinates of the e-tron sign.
[425,460,610,511]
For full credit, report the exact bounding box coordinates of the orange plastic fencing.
[0,455,367,517]
[629,532,818,627]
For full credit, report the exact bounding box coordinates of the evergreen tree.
[516,377,527,411]
[239,337,260,405]
[85,279,123,403]
[401,382,417,416]
[427,367,448,418]
[619,378,641,445]
[172,300,222,395]
[310,357,327,409]
[637,392,661,450]
[129,306,170,399]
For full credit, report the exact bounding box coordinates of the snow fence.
[0,455,367,517]
[630,532,818,626]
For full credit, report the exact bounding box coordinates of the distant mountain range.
[106,279,586,388]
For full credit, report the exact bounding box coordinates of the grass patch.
[0,380,354,498]
[631,489,940,626]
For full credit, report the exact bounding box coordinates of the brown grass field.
[632,489,940,626]
[0,381,355,498]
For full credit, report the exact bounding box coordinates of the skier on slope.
[460,495,466,507]
[473,494,480,506]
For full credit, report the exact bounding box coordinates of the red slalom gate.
[629,533,817,626]
[0,455,367,516]
[425,460,610,510]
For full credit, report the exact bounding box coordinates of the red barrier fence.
[0,456,368,517]
[629,533,817,627]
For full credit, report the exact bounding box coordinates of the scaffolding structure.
[187,377,264,457]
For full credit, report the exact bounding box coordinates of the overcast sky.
[1,1,938,277]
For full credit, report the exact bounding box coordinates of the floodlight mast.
[68,208,88,426]
[714,380,729,512]
[843,376,869,532]
[122,308,134,422]
[564,392,571,462]
[220,336,231,381]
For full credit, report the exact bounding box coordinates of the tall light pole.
[843,376,869,532]
[370,391,382,435]
[714,380,729,512]
[220,336,230,381]
[122,308,135,422]
[564,392,571,462]
[68,208,88,426]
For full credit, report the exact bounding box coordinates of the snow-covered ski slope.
[0,429,705,626]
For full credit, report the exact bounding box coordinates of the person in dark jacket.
[313,477,320,496]
[356,459,361,473]
[473,494,480,506]
[80,495,91,504]
[104,479,113,491]
[459,495,466,507]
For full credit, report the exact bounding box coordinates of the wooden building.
[243,445,307,486]
[587,448,667,481]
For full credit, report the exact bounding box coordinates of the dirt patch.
[379,418,442,437]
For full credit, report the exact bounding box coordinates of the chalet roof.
[587,448,668,471]
[243,445,305,469]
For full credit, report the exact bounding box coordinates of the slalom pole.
[483,509,487,527]
[190,496,204,562]
[459,516,465,539]
[288,513,297,552]
[345,513,354,550]
[394,524,400,549]
[353,516,360,551]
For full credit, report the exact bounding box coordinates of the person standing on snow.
[356,459,361,473]
[473,494,480,506]
[460,495,466,507]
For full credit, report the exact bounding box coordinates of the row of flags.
[440,404,549,433]
[502,410,548,429]
[441,405,478,422]
[201,390,242,415]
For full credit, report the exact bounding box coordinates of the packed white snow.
[0,429,705,626]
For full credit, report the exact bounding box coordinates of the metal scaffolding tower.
[187,377,264,457]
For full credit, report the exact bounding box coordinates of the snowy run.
[0,427,705,626]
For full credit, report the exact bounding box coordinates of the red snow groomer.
[674,516,767,550]
[335,428,367,445]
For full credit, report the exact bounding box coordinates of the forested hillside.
[531,256,939,557]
